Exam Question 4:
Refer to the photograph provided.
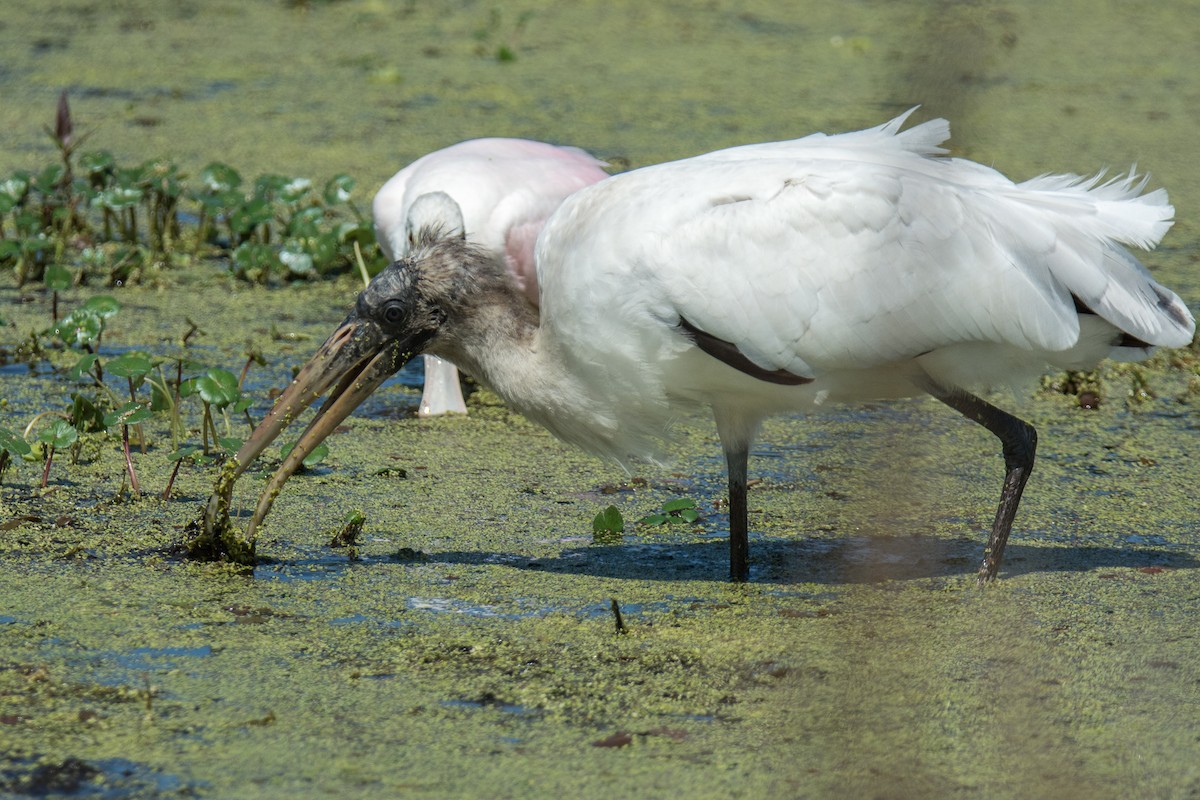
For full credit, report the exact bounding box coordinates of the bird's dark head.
[202,225,505,548]
[354,253,447,347]
[221,221,512,496]
[225,232,468,488]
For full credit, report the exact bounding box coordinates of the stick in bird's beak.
[201,314,421,551]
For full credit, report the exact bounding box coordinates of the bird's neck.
[429,291,629,460]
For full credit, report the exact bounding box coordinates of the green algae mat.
[3,1,1200,797]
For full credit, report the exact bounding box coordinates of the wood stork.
[203,110,1194,583]
[372,138,609,416]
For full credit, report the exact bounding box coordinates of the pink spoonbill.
[371,138,609,416]
[202,110,1194,583]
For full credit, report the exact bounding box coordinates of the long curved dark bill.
[202,316,419,540]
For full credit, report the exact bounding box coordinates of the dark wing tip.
[678,316,812,386]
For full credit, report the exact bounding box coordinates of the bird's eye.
[381,301,406,326]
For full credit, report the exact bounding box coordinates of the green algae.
[3,0,1200,797]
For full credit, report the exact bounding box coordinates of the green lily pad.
[106,352,155,379]
[196,369,241,408]
[69,353,101,380]
[81,295,121,319]
[53,309,103,348]
[38,419,79,449]
[44,263,72,291]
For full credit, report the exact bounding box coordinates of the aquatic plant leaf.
[337,220,374,245]
[279,244,315,276]
[218,436,244,453]
[104,401,153,427]
[200,162,241,194]
[287,206,323,238]
[231,242,278,279]
[79,150,116,178]
[0,174,29,203]
[44,263,72,291]
[323,174,355,205]
[68,353,100,380]
[139,159,183,197]
[307,232,339,272]
[106,352,154,379]
[196,369,240,408]
[0,427,32,457]
[38,419,78,448]
[53,309,102,348]
[34,164,64,194]
[195,188,239,213]
[281,439,329,468]
[592,505,625,534]
[230,198,272,235]
[81,295,121,319]
[279,177,313,204]
[69,393,107,433]
[169,445,202,462]
[253,174,289,200]
[640,498,701,526]
[95,185,143,210]
[150,379,173,412]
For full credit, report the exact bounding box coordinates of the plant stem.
[163,457,183,500]
[41,444,55,488]
[238,356,253,389]
[122,423,141,495]
[201,402,213,455]
[89,351,105,391]
[127,376,146,453]
[192,207,208,256]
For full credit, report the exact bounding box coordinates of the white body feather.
[479,111,1196,463]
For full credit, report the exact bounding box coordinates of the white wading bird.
[372,138,609,416]
[204,110,1194,583]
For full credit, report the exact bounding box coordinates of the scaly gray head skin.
[199,227,507,556]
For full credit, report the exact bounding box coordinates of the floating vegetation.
[591,504,625,542]
[0,93,386,290]
[639,498,702,528]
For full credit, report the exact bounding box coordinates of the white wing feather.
[543,114,1188,368]
[534,113,1191,459]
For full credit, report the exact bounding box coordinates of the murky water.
[3,1,1200,798]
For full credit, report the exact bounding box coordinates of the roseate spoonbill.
[372,138,609,416]
[202,110,1194,583]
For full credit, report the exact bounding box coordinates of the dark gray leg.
[919,378,1037,585]
[724,443,750,582]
